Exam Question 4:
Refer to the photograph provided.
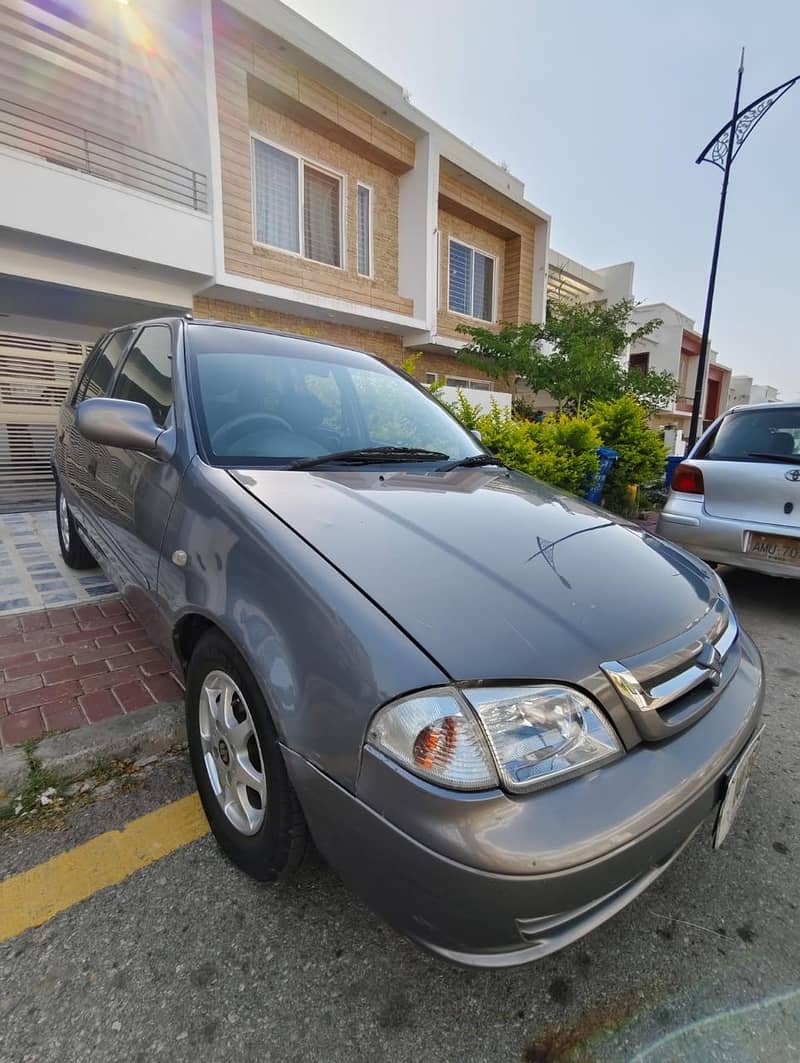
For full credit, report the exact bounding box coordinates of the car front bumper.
[658,504,800,578]
[282,633,764,968]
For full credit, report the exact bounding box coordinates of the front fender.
[157,461,448,792]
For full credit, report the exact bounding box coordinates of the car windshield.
[701,406,800,463]
[187,327,483,468]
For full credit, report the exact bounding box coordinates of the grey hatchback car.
[53,318,764,967]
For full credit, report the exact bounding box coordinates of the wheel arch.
[172,609,288,743]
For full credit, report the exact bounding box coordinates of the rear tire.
[186,630,309,881]
[55,481,96,570]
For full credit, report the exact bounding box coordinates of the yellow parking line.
[0,793,209,943]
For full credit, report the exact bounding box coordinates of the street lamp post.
[687,53,800,450]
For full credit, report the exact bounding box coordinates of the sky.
[284,0,800,400]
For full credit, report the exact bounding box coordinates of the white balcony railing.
[0,97,208,212]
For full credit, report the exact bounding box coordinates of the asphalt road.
[1,567,798,1063]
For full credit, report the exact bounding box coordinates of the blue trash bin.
[665,455,684,488]
[583,446,619,504]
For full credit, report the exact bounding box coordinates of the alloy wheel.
[198,670,267,835]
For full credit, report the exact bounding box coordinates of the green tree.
[456,321,547,392]
[456,299,676,415]
[622,366,681,414]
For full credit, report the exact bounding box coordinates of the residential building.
[0,0,213,507]
[0,0,550,506]
[725,376,780,409]
[629,304,731,448]
[547,252,634,309]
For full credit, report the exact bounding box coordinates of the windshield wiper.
[747,452,800,464]
[437,453,508,471]
[290,446,450,470]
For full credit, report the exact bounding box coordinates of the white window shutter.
[448,241,472,315]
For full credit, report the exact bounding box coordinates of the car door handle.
[87,459,97,478]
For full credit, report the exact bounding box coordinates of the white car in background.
[658,402,800,578]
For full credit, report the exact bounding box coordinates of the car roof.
[101,316,394,363]
[725,401,800,414]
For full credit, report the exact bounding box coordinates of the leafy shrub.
[442,398,601,494]
[440,391,664,508]
[445,389,484,430]
[589,395,667,515]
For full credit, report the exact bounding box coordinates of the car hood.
[231,467,719,681]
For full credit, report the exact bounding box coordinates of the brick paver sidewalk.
[0,599,183,749]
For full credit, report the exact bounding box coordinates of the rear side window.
[701,407,800,462]
[75,329,134,403]
[112,325,173,427]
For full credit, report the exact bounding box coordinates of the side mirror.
[471,429,483,443]
[76,398,175,459]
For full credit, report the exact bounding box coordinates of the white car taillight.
[671,463,704,495]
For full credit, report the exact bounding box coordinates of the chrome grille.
[601,600,739,741]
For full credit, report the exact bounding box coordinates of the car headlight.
[463,685,622,793]
[366,684,622,794]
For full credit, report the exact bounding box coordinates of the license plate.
[714,726,764,849]
[747,532,800,566]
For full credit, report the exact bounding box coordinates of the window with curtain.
[252,140,300,253]
[252,137,343,267]
[357,184,372,276]
[448,240,495,321]
[303,165,341,266]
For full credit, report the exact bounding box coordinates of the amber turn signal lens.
[413,716,457,769]
[671,464,704,495]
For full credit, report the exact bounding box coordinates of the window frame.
[629,351,650,375]
[446,236,498,323]
[250,133,347,271]
[425,372,495,393]
[72,327,136,406]
[356,181,374,278]
[110,324,175,428]
[71,334,109,406]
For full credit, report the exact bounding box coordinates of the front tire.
[55,481,96,570]
[186,630,308,881]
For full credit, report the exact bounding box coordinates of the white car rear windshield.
[701,407,800,464]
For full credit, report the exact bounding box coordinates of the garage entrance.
[0,332,89,510]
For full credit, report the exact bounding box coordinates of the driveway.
[0,568,798,1062]
[0,511,114,616]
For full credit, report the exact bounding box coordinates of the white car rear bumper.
[657,499,800,579]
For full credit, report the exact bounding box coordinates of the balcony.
[0,99,214,279]
[0,97,207,211]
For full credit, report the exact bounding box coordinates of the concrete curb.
[0,748,28,803]
[0,700,187,809]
